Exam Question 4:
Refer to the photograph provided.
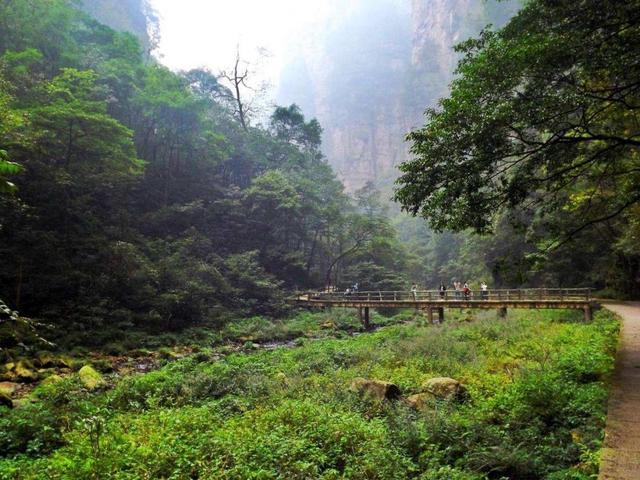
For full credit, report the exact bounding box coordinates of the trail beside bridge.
[599,302,640,479]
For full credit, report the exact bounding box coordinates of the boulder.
[14,360,37,382]
[421,377,466,401]
[0,381,19,396]
[57,357,73,369]
[405,393,433,411]
[78,365,105,390]
[350,378,401,401]
[35,352,57,368]
[0,363,16,382]
[0,392,12,409]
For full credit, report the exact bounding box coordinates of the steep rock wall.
[277,0,520,191]
[80,0,155,52]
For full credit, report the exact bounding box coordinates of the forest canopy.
[0,0,413,344]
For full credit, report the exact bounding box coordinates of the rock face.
[350,378,402,400]
[277,0,520,191]
[80,0,156,53]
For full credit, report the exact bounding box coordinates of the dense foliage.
[0,0,413,342]
[396,0,640,296]
[0,309,619,478]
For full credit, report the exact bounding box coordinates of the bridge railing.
[294,288,592,303]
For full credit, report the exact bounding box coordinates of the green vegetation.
[0,309,618,478]
[0,1,630,478]
[0,0,413,343]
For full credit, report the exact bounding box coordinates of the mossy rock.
[1,362,16,381]
[35,352,57,368]
[57,356,73,369]
[15,360,37,382]
[421,377,466,401]
[0,381,19,396]
[405,393,434,411]
[78,365,105,390]
[350,378,401,401]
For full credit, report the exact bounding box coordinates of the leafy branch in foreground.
[395,0,640,238]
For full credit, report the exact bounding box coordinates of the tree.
[395,0,640,241]
[270,104,322,158]
[218,46,269,130]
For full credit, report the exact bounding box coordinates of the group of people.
[344,282,359,296]
[411,281,490,300]
[341,280,491,300]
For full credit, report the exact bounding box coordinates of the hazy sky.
[149,0,335,83]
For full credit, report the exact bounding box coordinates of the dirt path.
[599,302,640,479]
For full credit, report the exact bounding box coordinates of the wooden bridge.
[289,288,597,328]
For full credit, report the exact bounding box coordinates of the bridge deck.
[289,288,596,315]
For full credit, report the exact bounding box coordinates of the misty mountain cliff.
[80,0,155,52]
[277,0,520,190]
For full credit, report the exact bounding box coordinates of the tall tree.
[396,0,640,239]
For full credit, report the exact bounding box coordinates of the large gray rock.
[350,378,401,401]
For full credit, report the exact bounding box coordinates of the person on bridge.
[411,284,418,300]
[454,280,461,299]
[481,281,489,300]
[463,282,470,299]
[439,282,447,299]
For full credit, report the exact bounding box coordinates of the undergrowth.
[0,308,619,479]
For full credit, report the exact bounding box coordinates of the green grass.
[0,308,620,479]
